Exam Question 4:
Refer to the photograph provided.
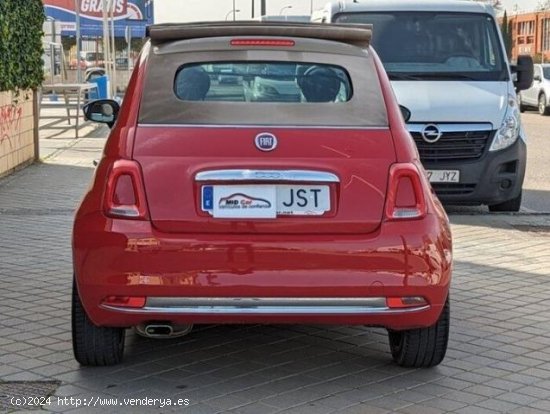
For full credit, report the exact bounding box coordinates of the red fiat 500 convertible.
[74,22,452,367]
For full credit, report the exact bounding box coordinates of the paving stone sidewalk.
[0,134,549,413]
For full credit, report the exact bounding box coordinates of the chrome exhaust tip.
[136,323,193,339]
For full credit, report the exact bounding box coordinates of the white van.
[315,0,534,211]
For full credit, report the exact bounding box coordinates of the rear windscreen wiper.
[414,73,478,80]
[388,73,423,80]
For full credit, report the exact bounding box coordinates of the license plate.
[202,185,330,218]
[426,170,460,183]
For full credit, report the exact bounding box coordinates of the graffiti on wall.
[0,104,23,147]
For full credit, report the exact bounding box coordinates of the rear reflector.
[102,296,146,308]
[386,297,427,309]
[104,160,149,220]
[230,38,295,47]
[385,163,427,220]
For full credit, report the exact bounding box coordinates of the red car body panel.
[133,127,394,234]
[73,36,452,332]
[73,211,450,329]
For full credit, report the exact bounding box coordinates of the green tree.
[0,0,45,92]
[501,10,513,59]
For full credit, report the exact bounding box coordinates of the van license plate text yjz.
[426,170,460,183]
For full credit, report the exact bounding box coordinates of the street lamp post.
[226,9,241,20]
[109,1,117,99]
[75,0,82,83]
[543,10,549,63]
[102,0,110,96]
[280,5,292,15]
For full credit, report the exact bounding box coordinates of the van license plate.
[426,170,460,183]
[202,185,330,218]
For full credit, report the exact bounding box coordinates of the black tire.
[488,191,522,213]
[517,94,526,113]
[539,93,550,116]
[72,281,125,366]
[388,299,449,368]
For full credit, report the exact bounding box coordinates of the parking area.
[1,114,550,413]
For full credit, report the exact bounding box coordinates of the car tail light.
[386,296,427,309]
[104,160,148,219]
[385,163,427,220]
[102,296,146,308]
[230,38,295,47]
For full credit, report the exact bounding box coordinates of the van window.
[174,62,352,103]
[335,12,508,81]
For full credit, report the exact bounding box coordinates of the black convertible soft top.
[146,21,372,48]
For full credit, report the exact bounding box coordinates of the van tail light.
[104,160,149,220]
[385,163,427,220]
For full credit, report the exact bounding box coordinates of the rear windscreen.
[174,62,353,103]
[139,47,388,127]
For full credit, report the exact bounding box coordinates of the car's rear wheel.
[388,299,449,368]
[539,93,550,116]
[72,280,125,366]
[488,191,522,212]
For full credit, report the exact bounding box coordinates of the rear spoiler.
[146,21,372,48]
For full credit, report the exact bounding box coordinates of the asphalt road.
[521,111,550,213]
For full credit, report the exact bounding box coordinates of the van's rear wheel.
[539,93,550,116]
[388,299,449,368]
[72,281,125,366]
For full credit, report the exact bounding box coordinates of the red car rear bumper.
[73,213,451,330]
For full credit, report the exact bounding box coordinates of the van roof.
[325,0,494,15]
[147,21,372,48]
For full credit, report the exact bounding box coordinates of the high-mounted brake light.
[230,38,295,47]
[104,160,149,220]
[385,163,427,220]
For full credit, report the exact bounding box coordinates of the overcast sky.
[500,0,539,12]
[154,0,327,22]
[153,0,542,23]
